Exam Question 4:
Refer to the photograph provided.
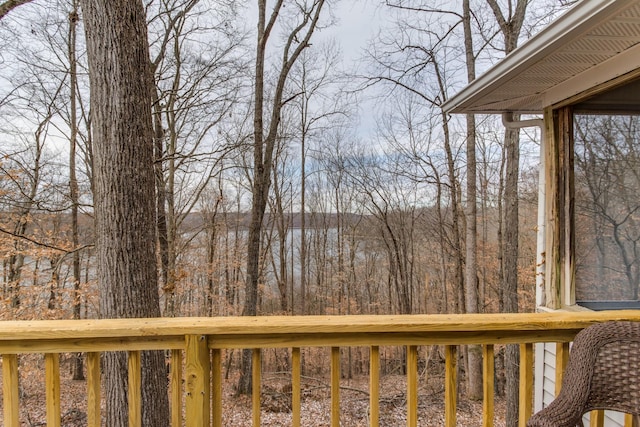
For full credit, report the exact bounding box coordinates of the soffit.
[443,0,640,114]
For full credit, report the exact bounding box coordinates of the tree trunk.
[503,119,521,426]
[80,0,169,425]
[237,0,326,395]
[484,1,528,423]
[67,0,84,381]
[462,0,483,400]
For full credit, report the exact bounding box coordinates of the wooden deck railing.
[2,310,640,427]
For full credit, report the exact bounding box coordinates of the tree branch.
[0,0,34,21]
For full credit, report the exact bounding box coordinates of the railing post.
[407,345,418,427]
[331,347,340,427]
[519,343,534,427]
[86,352,101,427]
[45,353,61,427]
[186,334,211,427]
[212,349,222,427]
[171,349,183,427]
[370,346,380,427]
[128,351,141,427]
[3,354,19,427]
[292,348,301,427]
[445,345,457,427]
[252,349,261,427]
[555,342,570,396]
[483,345,494,427]
[590,410,604,427]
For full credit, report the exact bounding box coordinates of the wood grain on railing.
[45,353,61,427]
[2,311,640,426]
[171,348,182,427]
[128,350,141,427]
[252,348,261,427]
[292,347,301,427]
[86,352,100,426]
[483,345,495,427]
[2,353,19,427]
[555,341,570,396]
[331,346,340,427]
[519,343,534,426]
[407,345,418,427]
[185,334,209,427]
[369,345,380,427]
[212,348,223,427]
[445,345,457,426]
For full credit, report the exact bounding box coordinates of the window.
[573,81,640,306]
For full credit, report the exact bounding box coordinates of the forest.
[0,0,578,425]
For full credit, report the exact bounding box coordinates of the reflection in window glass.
[574,114,640,301]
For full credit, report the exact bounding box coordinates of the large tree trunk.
[80,1,169,425]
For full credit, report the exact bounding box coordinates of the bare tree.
[79,0,169,424]
[237,0,328,395]
[147,0,246,315]
[485,0,528,423]
[0,0,33,20]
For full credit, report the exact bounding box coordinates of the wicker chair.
[528,321,640,427]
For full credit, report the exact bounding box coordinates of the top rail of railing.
[1,310,640,353]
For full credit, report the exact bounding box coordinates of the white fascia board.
[442,0,630,114]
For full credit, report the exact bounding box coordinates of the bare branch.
[0,0,34,21]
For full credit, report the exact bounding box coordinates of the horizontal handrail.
[2,310,640,427]
[2,310,640,351]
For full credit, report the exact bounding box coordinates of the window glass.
[574,114,640,302]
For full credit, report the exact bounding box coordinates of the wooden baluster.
[445,345,457,427]
[86,352,101,427]
[45,353,61,427]
[212,349,222,427]
[483,345,494,427]
[624,413,636,427]
[590,410,604,427]
[292,348,301,427]
[128,351,141,427]
[519,343,534,427]
[407,345,418,427]
[370,346,380,427]
[252,349,261,427]
[186,335,210,427]
[331,347,340,427]
[555,342,570,396]
[3,354,19,427]
[171,349,182,427]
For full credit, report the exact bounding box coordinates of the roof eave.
[442,0,628,115]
